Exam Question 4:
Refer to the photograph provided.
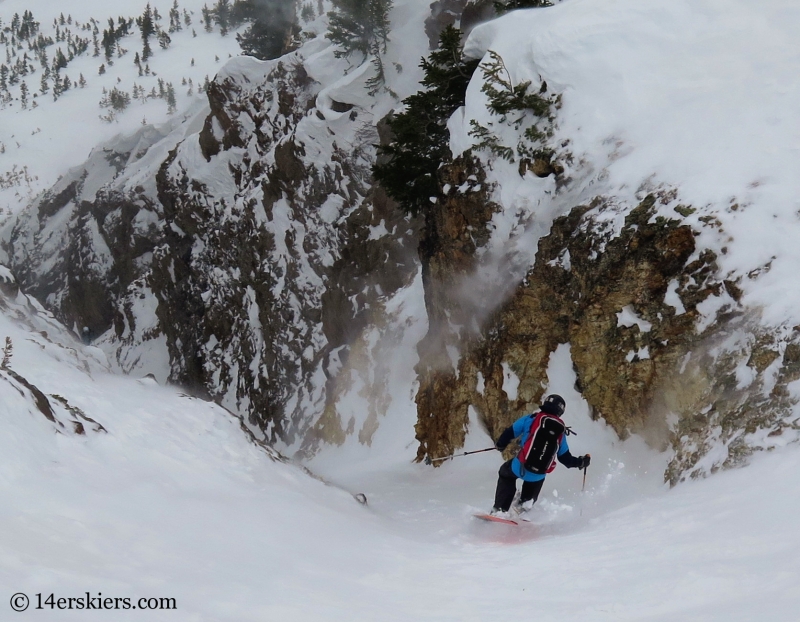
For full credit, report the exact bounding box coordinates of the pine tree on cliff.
[494,0,552,13]
[236,0,296,61]
[372,26,479,215]
[237,19,288,59]
[327,0,391,60]
[327,0,392,91]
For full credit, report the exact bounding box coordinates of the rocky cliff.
[6,43,417,447]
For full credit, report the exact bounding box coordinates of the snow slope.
[3,279,800,620]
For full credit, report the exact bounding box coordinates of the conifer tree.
[214,0,231,36]
[52,71,62,100]
[101,29,114,61]
[53,48,68,70]
[237,18,290,60]
[373,26,479,215]
[166,82,177,113]
[140,3,156,59]
[327,0,391,61]
[19,81,28,108]
[327,0,392,91]
[301,3,315,22]
[169,0,182,32]
[202,5,214,32]
[101,86,131,111]
[233,0,298,58]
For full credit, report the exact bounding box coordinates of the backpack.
[517,412,566,475]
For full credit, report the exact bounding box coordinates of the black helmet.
[541,394,566,416]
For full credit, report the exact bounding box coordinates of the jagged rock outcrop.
[664,321,800,484]
[7,52,417,446]
[0,264,110,435]
[455,195,713,446]
[414,185,800,482]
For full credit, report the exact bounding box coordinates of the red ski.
[473,513,518,525]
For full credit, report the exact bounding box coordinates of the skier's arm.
[556,435,590,469]
[557,450,584,468]
[495,416,530,450]
[495,426,515,451]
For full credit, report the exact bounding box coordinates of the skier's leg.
[519,478,545,506]
[493,460,518,512]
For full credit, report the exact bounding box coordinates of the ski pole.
[580,455,590,517]
[581,453,591,491]
[424,446,496,465]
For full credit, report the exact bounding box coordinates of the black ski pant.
[493,460,545,512]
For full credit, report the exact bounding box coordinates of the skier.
[490,394,590,518]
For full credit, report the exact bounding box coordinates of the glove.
[578,454,591,469]
[495,443,507,452]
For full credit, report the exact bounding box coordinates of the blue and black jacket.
[495,413,584,482]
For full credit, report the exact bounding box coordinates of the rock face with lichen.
[414,193,709,460]
[413,186,800,482]
[664,322,800,484]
